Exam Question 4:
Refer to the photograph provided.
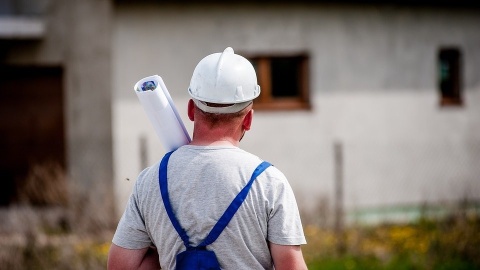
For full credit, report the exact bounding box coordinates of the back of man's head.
[194,101,253,129]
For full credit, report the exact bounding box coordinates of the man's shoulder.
[133,162,160,190]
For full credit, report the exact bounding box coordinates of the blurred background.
[0,0,479,269]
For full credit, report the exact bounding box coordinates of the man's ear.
[188,99,195,121]
[242,109,253,131]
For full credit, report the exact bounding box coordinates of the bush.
[0,233,111,270]
[305,215,480,270]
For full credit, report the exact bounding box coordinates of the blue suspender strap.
[159,156,272,249]
[159,151,192,248]
[200,161,272,247]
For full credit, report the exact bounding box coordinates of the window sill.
[440,97,463,107]
[254,99,311,111]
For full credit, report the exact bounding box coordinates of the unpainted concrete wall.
[2,0,115,232]
[112,3,480,223]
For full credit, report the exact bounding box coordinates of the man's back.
[113,145,305,269]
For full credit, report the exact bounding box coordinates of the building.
[1,0,479,233]
[0,0,114,232]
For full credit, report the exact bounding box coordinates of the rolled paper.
[134,75,191,152]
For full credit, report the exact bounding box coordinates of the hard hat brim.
[192,99,252,114]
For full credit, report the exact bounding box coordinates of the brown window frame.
[246,53,311,111]
[438,47,463,107]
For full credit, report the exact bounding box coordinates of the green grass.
[2,213,479,269]
[304,215,480,270]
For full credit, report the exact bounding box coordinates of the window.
[248,54,310,110]
[438,47,462,106]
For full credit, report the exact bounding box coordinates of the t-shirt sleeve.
[112,170,153,249]
[266,168,307,246]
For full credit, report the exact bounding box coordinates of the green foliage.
[2,213,479,269]
[305,215,480,270]
[0,235,111,270]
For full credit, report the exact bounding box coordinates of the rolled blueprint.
[134,75,191,152]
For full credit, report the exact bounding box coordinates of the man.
[108,47,307,269]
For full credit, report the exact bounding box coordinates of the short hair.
[196,102,252,128]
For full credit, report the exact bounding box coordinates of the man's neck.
[190,115,245,147]
[189,136,239,147]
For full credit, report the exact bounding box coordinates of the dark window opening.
[438,47,462,106]
[0,65,67,206]
[270,57,300,98]
[248,54,310,110]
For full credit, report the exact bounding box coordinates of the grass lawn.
[304,215,480,270]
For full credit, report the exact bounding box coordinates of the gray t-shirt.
[113,145,306,269]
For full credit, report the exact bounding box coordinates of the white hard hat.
[188,47,261,113]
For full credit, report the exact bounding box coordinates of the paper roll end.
[134,75,162,92]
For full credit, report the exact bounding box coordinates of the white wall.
[112,3,480,222]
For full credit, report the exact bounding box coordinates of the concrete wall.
[64,0,115,231]
[112,3,480,223]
